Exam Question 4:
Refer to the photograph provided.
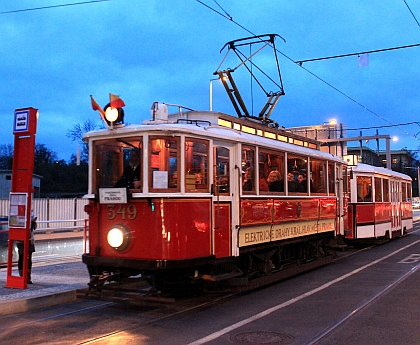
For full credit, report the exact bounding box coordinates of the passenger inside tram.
[115,149,141,189]
[242,167,254,191]
[287,172,298,192]
[364,185,372,202]
[268,170,284,192]
[297,173,307,193]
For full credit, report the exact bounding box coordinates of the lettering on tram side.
[239,219,336,247]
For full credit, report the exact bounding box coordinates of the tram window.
[185,138,209,192]
[287,154,308,194]
[259,150,285,193]
[92,138,143,193]
[328,162,335,195]
[391,181,400,202]
[357,176,372,202]
[149,137,180,192]
[214,146,230,194]
[310,159,326,195]
[407,183,412,201]
[343,166,349,195]
[402,182,407,202]
[383,179,390,202]
[374,177,382,202]
[242,146,255,193]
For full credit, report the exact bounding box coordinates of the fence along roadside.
[0,198,88,233]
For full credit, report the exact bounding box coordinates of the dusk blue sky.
[2,1,420,161]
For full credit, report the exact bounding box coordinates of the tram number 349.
[107,204,138,220]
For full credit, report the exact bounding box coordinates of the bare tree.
[0,144,14,169]
[66,119,102,163]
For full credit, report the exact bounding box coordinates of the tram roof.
[349,163,412,181]
[84,110,345,163]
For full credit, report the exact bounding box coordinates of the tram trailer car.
[82,103,348,291]
[345,163,413,243]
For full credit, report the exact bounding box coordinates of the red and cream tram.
[82,102,348,290]
[345,162,413,242]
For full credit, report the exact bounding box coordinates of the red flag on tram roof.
[110,93,125,108]
[90,95,106,120]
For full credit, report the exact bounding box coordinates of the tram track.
[66,236,420,345]
[32,254,82,267]
[308,260,420,345]
[1,226,419,344]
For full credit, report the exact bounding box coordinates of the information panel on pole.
[9,193,28,228]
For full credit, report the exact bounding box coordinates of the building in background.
[347,146,419,197]
[0,170,42,198]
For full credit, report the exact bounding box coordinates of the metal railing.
[0,197,89,233]
[36,219,87,233]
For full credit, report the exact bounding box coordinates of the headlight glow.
[107,225,130,251]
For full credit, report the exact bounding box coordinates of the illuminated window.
[356,176,372,202]
[218,119,232,128]
[149,136,180,192]
[242,125,256,134]
[259,150,285,194]
[264,131,276,139]
[214,146,230,194]
[383,179,390,202]
[185,138,209,192]
[374,177,382,202]
[93,137,143,193]
[242,146,256,193]
[310,159,327,195]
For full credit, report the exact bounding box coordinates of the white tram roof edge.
[349,163,412,181]
[84,109,345,164]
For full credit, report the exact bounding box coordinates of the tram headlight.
[103,103,124,127]
[107,225,130,251]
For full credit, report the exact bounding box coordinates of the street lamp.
[209,76,227,111]
[209,78,218,111]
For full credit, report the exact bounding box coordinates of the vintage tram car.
[345,162,413,243]
[82,103,349,291]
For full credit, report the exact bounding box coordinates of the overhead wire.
[2,0,419,141]
[195,0,420,141]
[0,0,112,15]
[296,44,420,64]
[403,0,420,28]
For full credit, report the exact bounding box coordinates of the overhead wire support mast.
[214,34,285,125]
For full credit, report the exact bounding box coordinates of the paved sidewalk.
[0,258,89,315]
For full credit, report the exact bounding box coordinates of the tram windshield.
[92,138,143,193]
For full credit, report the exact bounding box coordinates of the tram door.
[212,141,237,258]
